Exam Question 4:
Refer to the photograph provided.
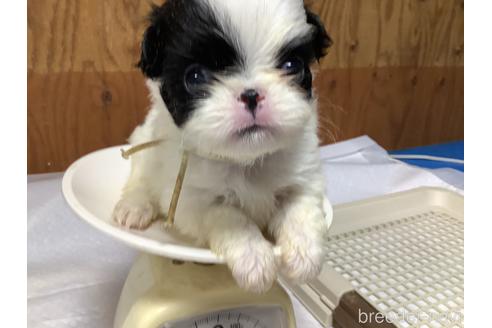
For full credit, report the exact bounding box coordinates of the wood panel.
[310,0,464,68]
[315,66,464,149]
[28,71,148,172]
[28,0,464,173]
[28,0,151,73]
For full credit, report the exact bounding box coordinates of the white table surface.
[27,136,463,328]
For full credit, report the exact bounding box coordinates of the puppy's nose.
[240,89,260,113]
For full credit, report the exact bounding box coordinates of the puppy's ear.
[305,8,333,61]
[138,6,166,79]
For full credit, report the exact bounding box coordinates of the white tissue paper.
[319,136,463,205]
[27,136,463,328]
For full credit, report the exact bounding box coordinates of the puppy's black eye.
[184,64,211,95]
[280,57,304,76]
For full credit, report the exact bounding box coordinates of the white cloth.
[319,136,463,205]
[27,136,463,328]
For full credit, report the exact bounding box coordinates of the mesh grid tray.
[282,187,464,328]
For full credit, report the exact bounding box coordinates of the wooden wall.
[309,0,464,147]
[28,0,464,173]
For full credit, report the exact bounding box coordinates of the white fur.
[205,0,312,69]
[113,0,332,293]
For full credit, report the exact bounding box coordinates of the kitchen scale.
[62,146,334,328]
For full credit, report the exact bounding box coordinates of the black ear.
[305,8,333,61]
[138,6,166,79]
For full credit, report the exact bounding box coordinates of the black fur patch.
[138,0,242,126]
[305,8,333,60]
[276,8,332,97]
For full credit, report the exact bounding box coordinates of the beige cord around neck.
[121,139,187,227]
[120,140,164,159]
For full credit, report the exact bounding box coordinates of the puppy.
[113,0,333,293]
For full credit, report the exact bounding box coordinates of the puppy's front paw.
[112,194,157,230]
[278,208,327,283]
[224,239,278,293]
[280,236,324,283]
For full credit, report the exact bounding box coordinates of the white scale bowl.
[62,146,333,264]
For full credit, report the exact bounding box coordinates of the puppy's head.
[139,0,332,163]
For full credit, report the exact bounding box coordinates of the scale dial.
[163,306,288,328]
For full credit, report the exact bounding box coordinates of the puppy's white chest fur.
[152,136,307,234]
[182,154,285,228]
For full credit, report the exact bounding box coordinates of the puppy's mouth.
[236,124,270,137]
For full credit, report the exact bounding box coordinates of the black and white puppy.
[113,0,333,293]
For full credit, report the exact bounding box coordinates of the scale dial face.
[162,306,288,328]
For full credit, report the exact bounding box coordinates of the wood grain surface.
[28,0,464,173]
[309,0,464,68]
[315,66,464,149]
